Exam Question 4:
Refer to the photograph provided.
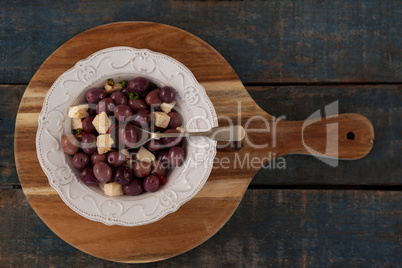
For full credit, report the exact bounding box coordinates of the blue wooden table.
[1,1,401,266]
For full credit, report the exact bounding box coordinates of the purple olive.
[152,160,167,177]
[107,151,126,167]
[81,133,97,154]
[160,86,176,103]
[143,175,160,192]
[110,91,127,105]
[118,124,137,148]
[91,151,107,165]
[79,168,99,186]
[127,77,149,94]
[162,129,182,147]
[167,112,182,129]
[145,89,162,106]
[72,152,89,169]
[133,161,151,178]
[96,98,115,115]
[114,104,132,122]
[168,146,185,167]
[123,179,144,196]
[128,99,147,111]
[62,135,79,155]
[82,116,96,133]
[113,166,133,185]
[93,162,112,182]
[86,88,107,103]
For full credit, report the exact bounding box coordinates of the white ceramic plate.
[36,47,218,226]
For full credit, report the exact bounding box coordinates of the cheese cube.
[154,112,170,128]
[68,104,89,118]
[71,118,83,129]
[161,101,177,114]
[104,82,122,94]
[176,126,186,133]
[97,134,114,154]
[120,149,130,160]
[120,149,131,167]
[99,181,107,191]
[92,112,112,134]
[104,182,124,197]
[136,146,155,163]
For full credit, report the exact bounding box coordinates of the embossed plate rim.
[36,46,218,226]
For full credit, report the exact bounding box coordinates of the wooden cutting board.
[14,22,374,263]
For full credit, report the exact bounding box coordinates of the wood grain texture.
[14,22,375,262]
[248,85,402,186]
[1,0,401,84]
[1,189,401,267]
[0,85,25,185]
[3,84,399,186]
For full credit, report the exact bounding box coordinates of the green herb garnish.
[107,78,115,86]
[129,92,139,100]
[121,80,127,88]
[123,169,130,181]
[148,82,157,90]
[87,140,96,148]
[76,128,83,135]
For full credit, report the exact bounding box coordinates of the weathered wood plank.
[247,85,402,186]
[0,189,400,266]
[2,84,399,186]
[1,0,401,84]
[0,85,25,185]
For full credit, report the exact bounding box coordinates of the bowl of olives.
[36,47,218,226]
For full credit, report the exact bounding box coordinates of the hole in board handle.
[347,132,355,140]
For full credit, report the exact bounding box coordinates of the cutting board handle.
[275,113,374,160]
